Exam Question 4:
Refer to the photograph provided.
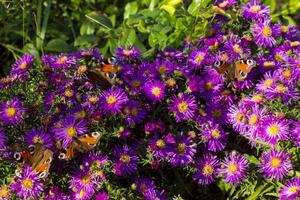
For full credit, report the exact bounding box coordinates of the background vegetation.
[0,0,299,76]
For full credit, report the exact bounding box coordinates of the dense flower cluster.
[0,0,299,199]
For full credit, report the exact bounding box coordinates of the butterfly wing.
[12,143,32,164]
[74,131,102,153]
[30,144,53,179]
[86,63,117,87]
[214,61,234,81]
[234,59,256,81]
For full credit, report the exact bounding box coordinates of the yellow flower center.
[290,41,300,47]
[178,102,188,113]
[212,109,222,118]
[120,154,130,163]
[76,110,86,119]
[22,178,33,189]
[33,136,44,144]
[281,25,289,33]
[236,112,244,122]
[252,94,263,102]
[233,44,243,54]
[276,84,288,92]
[249,115,258,125]
[152,87,161,97]
[81,176,91,184]
[131,108,138,116]
[270,157,281,168]
[132,80,141,87]
[177,143,186,153]
[263,61,275,68]
[0,187,8,197]
[66,127,76,137]
[106,95,117,105]
[205,82,213,90]
[267,124,279,135]
[78,65,87,74]
[123,49,133,56]
[262,26,272,37]
[203,164,214,175]
[140,183,148,192]
[263,79,273,89]
[56,56,68,64]
[275,54,283,62]
[211,129,220,139]
[287,186,299,195]
[195,54,204,63]
[218,0,228,8]
[283,69,291,79]
[250,5,261,13]
[64,89,74,97]
[166,78,176,87]
[89,96,98,103]
[158,66,167,74]
[79,189,85,198]
[156,139,165,149]
[5,107,16,117]
[20,61,27,70]
[228,163,238,174]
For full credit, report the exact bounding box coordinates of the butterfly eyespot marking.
[39,171,47,179]
[240,71,247,78]
[91,132,100,138]
[246,59,255,66]
[58,153,66,160]
[45,157,52,164]
[214,60,221,68]
[14,152,22,160]
[106,73,116,80]
[28,145,35,155]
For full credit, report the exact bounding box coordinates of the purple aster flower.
[115,46,141,60]
[290,120,300,147]
[188,48,210,70]
[72,48,102,60]
[251,19,281,48]
[135,176,156,197]
[224,34,250,58]
[144,120,166,135]
[148,132,176,159]
[168,93,198,122]
[122,100,146,126]
[45,186,69,200]
[11,165,44,199]
[25,128,54,148]
[52,115,88,148]
[0,128,7,150]
[200,121,228,152]
[193,154,220,185]
[216,0,237,9]
[0,97,26,125]
[100,87,128,115]
[143,80,166,102]
[228,104,249,133]
[168,133,196,166]
[0,185,10,200]
[10,54,34,81]
[241,0,270,20]
[218,151,249,185]
[112,144,139,176]
[258,117,289,145]
[69,170,98,200]
[42,54,76,69]
[279,177,300,200]
[258,148,292,180]
[82,152,108,180]
[154,59,175,77]
[95,192,109,200]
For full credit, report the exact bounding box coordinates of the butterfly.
[214,59,256,82]
[58,131,102,161]
[13,143,53,179]
[76,58,118,88]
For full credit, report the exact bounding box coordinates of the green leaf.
[85,12,113,30]
[160,4,176,15]
[188,0,212,16]
[45,39,74,52]
[245,155,259,165]
[80,22,95,35]
[124,2,138,19]
[74,35,99,46]
[120,29,136,46]
[282,15,297,25]
[263,0,276,13]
